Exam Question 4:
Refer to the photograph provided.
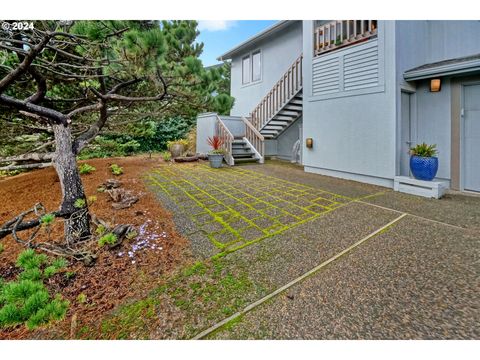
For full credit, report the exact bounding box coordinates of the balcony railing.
[314,20,377,56]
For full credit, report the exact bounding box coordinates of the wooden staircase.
[231,138,258,164]
[259,91,302,139]
[213,54,303,165]
[250,54,303,139]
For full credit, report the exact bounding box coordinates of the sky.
[196,20,277,66]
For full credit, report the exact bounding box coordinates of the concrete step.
[234,157,258,164]
[233,153,255,159]
[232,148,254,154]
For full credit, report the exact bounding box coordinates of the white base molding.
[393,176,448,199]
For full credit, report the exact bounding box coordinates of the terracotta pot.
[169,144,184,158]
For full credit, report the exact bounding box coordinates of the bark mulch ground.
[0,155,191,339]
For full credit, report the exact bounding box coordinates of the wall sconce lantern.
[430,78,441,92]
[306,137,313,148]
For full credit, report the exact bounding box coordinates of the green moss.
[148,165,352,258]
[100,256,264,339]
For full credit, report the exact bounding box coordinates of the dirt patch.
[0,155,192,339]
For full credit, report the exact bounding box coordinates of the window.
[242,50,262,85]
[242,56,250,84]
[252,51,261,82]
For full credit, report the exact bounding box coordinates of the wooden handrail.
[314,20,377,56]
[250,54,303,132]
[215,115,235,166]
[241,116,264,141]
[241,116,264,162]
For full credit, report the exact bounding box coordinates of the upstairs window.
[242,55,250,84]
[252,50,261,82]
[242,49,262,84]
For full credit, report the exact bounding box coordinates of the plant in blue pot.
[409,143,438,181]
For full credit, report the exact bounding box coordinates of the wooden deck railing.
[215,115,235,166]
[314,20,377,56]
[241,116,265,162]
[250,54,303,131]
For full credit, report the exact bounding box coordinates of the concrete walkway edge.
[192,212,408,340]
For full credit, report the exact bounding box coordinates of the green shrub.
[78,163,96,175]
[0,250,69,330]
[137,116,196,152]
[77,293,87,304]
[166,139,189,149]
[98,233,117,247]
[77,136,141,160]
[74,198,86,209]
[410,143,437,157]
[0,169,23,178]
[40,214,55,226]
[0,244,4,254]
[162,151,172,161]
[110,164,123,176]
[95,224,107,236]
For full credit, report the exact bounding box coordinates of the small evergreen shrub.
[77,293,87,304]
[98,233,117,247]
[74,198,86,209]
[95,224,107,236]
[78,163,96,175]
[110,164,123,176]
[40,214,55,226]
[0,250,69,330]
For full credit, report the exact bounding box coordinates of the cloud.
[197,20,238,32]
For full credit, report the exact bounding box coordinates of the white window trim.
[241,48,262,87]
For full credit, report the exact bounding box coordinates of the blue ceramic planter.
[410,156,438,181]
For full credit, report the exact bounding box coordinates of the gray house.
[196,20,480,194]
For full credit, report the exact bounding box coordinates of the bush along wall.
[77,116,196,160]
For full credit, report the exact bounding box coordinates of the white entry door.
[463,84,480,192]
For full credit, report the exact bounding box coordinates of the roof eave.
[216,20,293,61]
[404,59,480,81]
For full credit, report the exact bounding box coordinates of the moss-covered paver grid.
[148,165,352,254]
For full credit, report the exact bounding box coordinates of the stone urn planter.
[169,143,184,158]
[167,140,188,159]
[409,143,438,181]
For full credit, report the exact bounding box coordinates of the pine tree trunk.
[52,124,91,243]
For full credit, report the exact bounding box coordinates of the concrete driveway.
[148,161,480,339]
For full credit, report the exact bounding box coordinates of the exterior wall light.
[306,137,313,148]
[430,78,441,92]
